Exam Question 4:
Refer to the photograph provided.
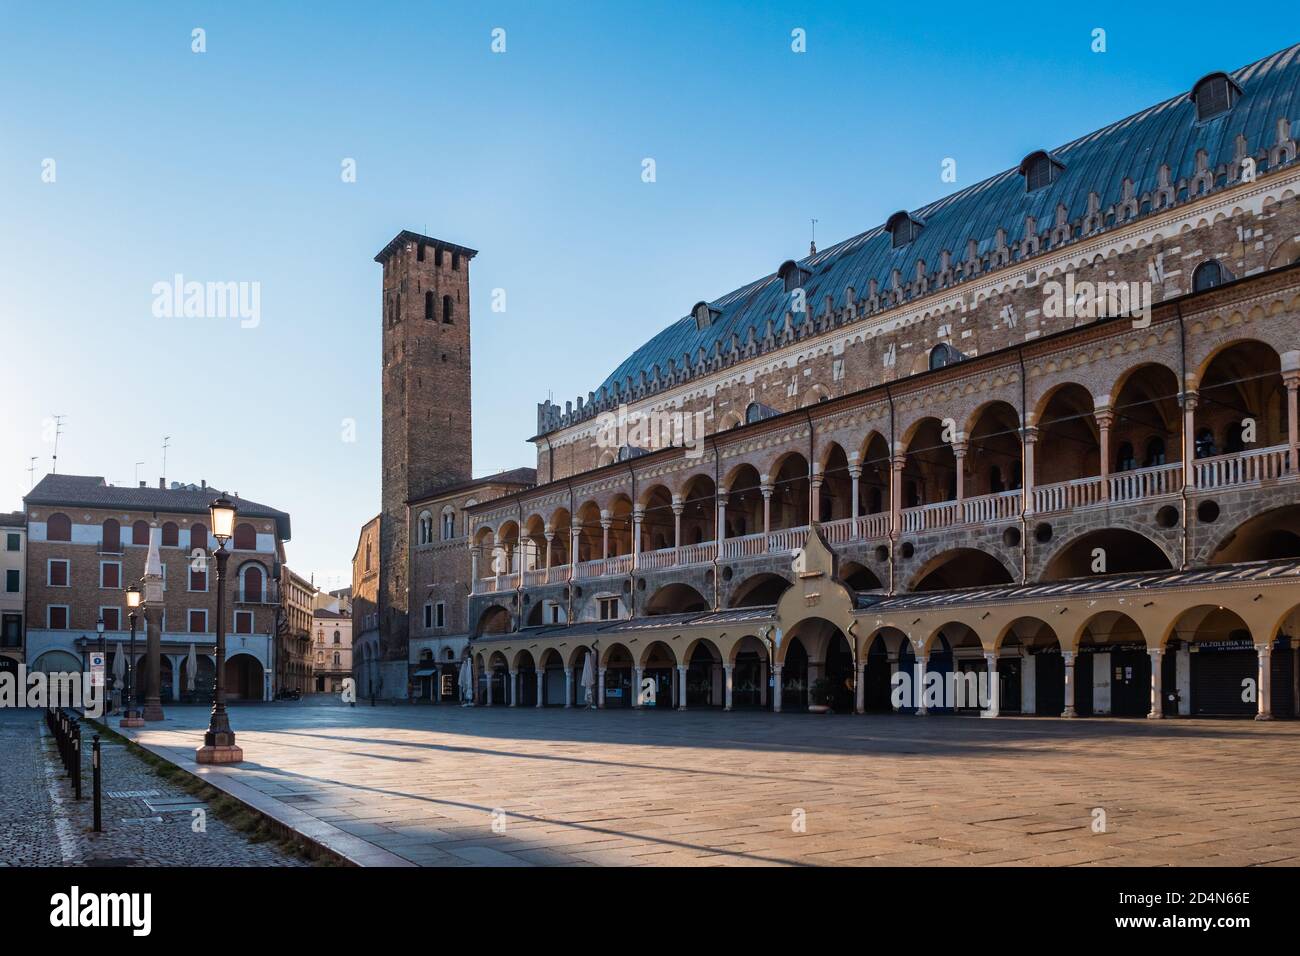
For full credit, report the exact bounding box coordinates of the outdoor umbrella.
[112,643,125,684]
[186,643,197,692]
[458,657,473,706]
[580,651,596,708]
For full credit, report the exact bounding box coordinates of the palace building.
[370,44,1300,719]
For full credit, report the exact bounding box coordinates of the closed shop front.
[1190,640,1256,717]
[1035,650,1064,716]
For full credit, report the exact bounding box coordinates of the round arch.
[1041,528,1174,581]
[728,572,791,607]
[645,582,709,616]
[909,548,1016,591]
[475,604,513,637]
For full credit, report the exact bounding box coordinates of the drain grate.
[278,794,319,804]
[106,789,161,799]
[143,797,205,813]
[120,816,164,825]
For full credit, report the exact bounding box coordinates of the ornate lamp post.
[197,495,243,763]
[121,583,144,727]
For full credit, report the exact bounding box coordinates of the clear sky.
[1,2,1288,588]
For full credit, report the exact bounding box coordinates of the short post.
[73,724,82,800]
[92,735,102,832]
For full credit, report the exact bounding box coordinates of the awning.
[412,667,438,677]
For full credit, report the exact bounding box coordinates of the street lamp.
[122,583,143,726]
[197,495,242,763]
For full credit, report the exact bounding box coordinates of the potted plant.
[808,677,835,714]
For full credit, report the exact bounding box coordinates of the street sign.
[89,651,106,687]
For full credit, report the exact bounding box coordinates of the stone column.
[470,546,480,588]
[953,439,968,503]
[564,669,573,708]
[848,463,862,524]
[631,507,644,569]
[854,661,865,714]
[890,453,905,536]
[888,654,900,711]
[535,669,544,708]
[544,529,554,580]
[671,497,683,551]
[569,527,581,575]
[1062,651,1077,717]
[1021,426,1038,514]
[810,465,823,524]
[1147,648,1163,718]
[761,482,773,537]
[633,665,644,708]
[509,670,519,706]
[677,664,688,711]
[486,669,495,706]
[1181,391,1198,489]
[142,522,165,722]
[1255,643,1273,720]
[598,667,606,709]
[915,653,929,715]
[983,651,999,717]
[724,664,734,711]
[772,663,784,713]
[1285,369,1300,471]
[600,511,612,560]
[1096,406,1114,499]
[716,488,728,547]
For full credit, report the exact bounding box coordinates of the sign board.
[89,651,106,688]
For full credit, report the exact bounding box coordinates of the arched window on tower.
[425,290,435,320]
[442,295,454,324]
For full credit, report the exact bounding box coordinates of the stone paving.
[0,708,304,866]
[111,701,1300,867]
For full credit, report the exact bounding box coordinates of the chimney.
[201,479,207,490]
[158,477,165,490]
[139,481,146,488]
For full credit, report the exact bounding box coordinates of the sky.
[1,2,1289,589]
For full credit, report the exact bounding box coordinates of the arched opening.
[929,623,986,714]
[840,560,883,590]
[539,648,565,706]
[965,402,1022,498]
[1000,618,1062,716]
[225,653,262,701]
[728,573,790,608]
[1208,505,1300,564]
[911,548,1014,591]
[1035,383,1099,486]
[601,643,634,708]
[859,432,892,516]
[476,605,513,637]
[1075,612,1148,717]
[569,645,596,707]
[1042,529,1172,580]
[721,466,760,539]
[487,651,509,706]
[640,484,675,553]
[1111,363,1182,479]
[770,453,810,530]
[730,635,772,710]
[179,654,216,705]
[574,502,602,563]
[645,583,709,616]
[902,418,956,508]
[514,650,537,707]
[820,443,853,523]
[640,640,678,709]
[496,520,520,573]
[521,515,547,572]
[1165,605,1268,718]
[681,474,717,545]
[1195,341,1285,461]
[781,636,809,711]
[548,508,572,567]
[607,494,634,557]
[684,639,723,708]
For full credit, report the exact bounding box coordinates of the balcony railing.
[470,444,1296,594]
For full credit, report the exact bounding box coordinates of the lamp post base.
[195,744,244,764]
[142,698,165,721]
[120,715,145,728]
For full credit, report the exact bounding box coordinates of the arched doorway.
[640,641,678,709]
[684,640,723,708]
[730,635,771,710]
[1075,612,1149,717]
[225,654,262,701]
[781,637,809,711]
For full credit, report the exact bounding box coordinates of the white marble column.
[772,663,783,713]
[982,651,999,717]
[564,669,573,708]
[1256,643,1273,720]
[724,664,734,711]
[677,664,688,711]
[1062,651,1077,717]
[633,665,644,708]
[598,667,607,709]
[1147,649,1163,718]
[915,654,929,715]
[509,670,518,707]
[535,669,544,708]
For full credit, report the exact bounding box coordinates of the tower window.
[425,290,434,320]
[442,295,454,324]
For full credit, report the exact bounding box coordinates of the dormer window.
[692,301,720,331]
[886,211,923,248]
[929,343,963,370]
[1192,259,1231,292]
[1020,151,1064,193]
[1191,73,1241,123]
[778,260,811,293]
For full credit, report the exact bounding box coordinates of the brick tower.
[374,230,476,674]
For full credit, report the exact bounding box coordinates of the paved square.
[119,704,1300,867]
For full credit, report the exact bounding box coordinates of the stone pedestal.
[195,744,244,764]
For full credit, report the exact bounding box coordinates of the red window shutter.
[102,563,120,589]
[190,568,207,591]
[233,523,256,550]
[189,610,205,633]
[244,566,262,602]
[48,513,71,541]
[102,519,120,552]
[103,608,120,630]
[162,522,179,547]
[132,521,149,545]
[50,561,68,586]
[50,607,68,629]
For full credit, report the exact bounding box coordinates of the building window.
[1193,259,1226,292]
[48,559,69,587]
[886,211,922,248]
[102,519,121,553]
[190,563,207,591]
[47,513,71,542]
[1020,151,1063,193]
[189,609,208,633]
[2,613,23,647]
[6,569,19,592]
[333,630,341,644]
[100,607,121,630]
[441,508,456,540]
[5,532,18,551]
[1192,73,1238,122]
[233,523,257,550]
[333,652,341,667]
[598,597,620,621]
[442,295,454,324]
[241,564,264,602]
[48,606,69,629]
[418,511,433,545]
[100,561,121,589]
[929,343,962,370]
[190,523,208,553]
[425,290,435,320]
[161,521,179,547]
[234,610,254,635]
[435,602,446,628]
[132,520,149,545]
[423,603,432,628]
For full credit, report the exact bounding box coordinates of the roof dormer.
[1190,71,1242,123]
[692,300,721,331]
[1019,151,1065,193]
[885,211,923,248]
[777,260,812,293]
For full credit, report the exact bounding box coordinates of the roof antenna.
[50,414,66,474]
[161,436,170,485]
[27,457,37,489]
[809,218,818,256]
[134,461,145,486]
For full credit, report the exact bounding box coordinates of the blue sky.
[0,2,1287,587]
